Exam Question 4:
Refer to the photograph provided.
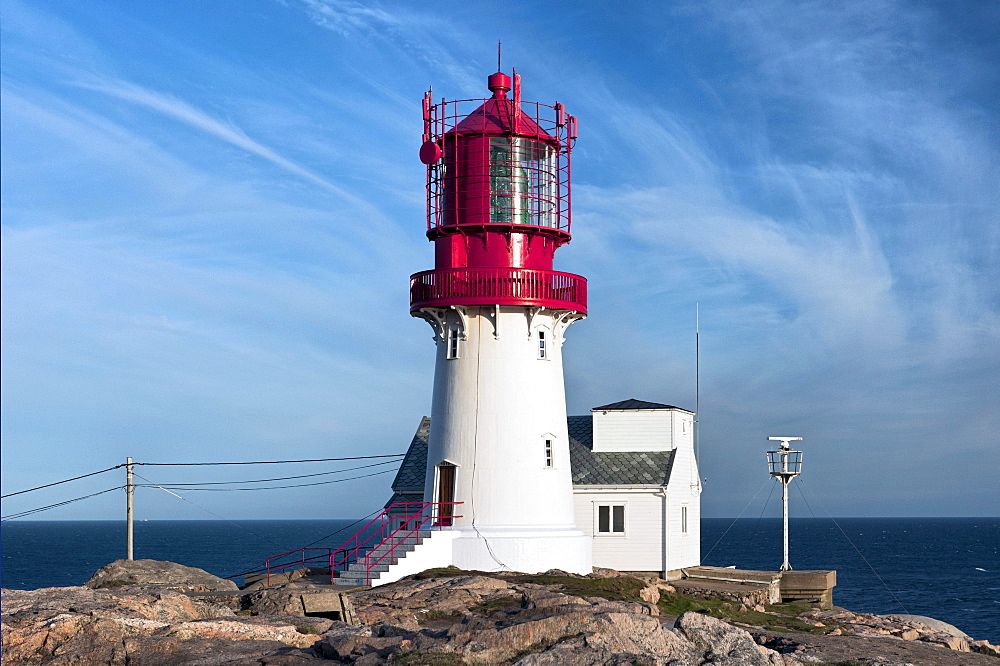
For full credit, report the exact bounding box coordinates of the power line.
[133,473,268,539]
[1,454,403,522]
[700,475,774,565]
[138,454,405,466]
[1,466,123,498]
[135,467,399,491]
[1,454,406,498]
[797,479,911,614]
[222,507,386,579]
[139,459,400,486]
[1,487,124,521]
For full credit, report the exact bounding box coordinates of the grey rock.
[676,611,797,665]
[85,559,239,592]
[121,636,322,665]
[882,614,971,639]
[1,585,327,665]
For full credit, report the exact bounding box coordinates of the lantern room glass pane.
[490,137,557,227]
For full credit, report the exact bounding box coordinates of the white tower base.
[451,526,592,575]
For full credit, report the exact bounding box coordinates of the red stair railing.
[261,502,463,586]
[262,547,335,586]
[331,501,464,585]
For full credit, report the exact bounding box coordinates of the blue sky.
[2,0,997,522]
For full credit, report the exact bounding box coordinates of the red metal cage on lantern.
[420,71,578,237]
[412,70,586,315]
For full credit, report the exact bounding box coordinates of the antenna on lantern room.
[767,436,803,571]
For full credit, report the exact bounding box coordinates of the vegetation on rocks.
[412,566,647,603]
[657,592,835,634]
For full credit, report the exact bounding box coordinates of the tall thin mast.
[695,304,700,468]
[767,437,803,571]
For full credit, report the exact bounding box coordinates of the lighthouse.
[409,69,592,574]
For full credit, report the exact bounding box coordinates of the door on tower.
[435,463,456,526]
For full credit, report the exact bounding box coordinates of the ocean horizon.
[2,517,997,642]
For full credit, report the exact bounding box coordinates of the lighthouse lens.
[489,138,557,228]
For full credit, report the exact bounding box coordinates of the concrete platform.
[675,566,836,608]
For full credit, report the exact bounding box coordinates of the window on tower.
[544,439,553,467]
[537,330,547,359]
[446,326,460,359]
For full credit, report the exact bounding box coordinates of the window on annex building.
[681,506,688,534]
[596,504,625,535]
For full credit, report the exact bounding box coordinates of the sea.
[2,517,997,642]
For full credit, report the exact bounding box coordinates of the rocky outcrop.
[751,608,1000,663]
[315,573,797,665]
[4,564,995,665]
[798,608,988,652]
[1,585,329,664]
[85,559,239,592]
[3,573,794,665]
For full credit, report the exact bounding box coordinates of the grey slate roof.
[389,416,429,492]
[593,398,692,412]
[390,413,675,497]
[567,415,674,485]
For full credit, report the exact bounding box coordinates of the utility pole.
[126,457,134,560]
[766,437,803,571]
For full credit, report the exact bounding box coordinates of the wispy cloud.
[289,0,483,92]
[3,0,997,518]
[71,77,355,200]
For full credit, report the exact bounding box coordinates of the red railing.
[410,267,587,314]
[263,547,335,586]
[423,92,575,234]
[261,502,463,586]
[329,501,464,585]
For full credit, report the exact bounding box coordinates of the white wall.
[664,428,701,570]
[421,305,580,530]
[591,409,694,452]
[415,304,590,575]
[572,408,701,574]
[572,488,665,572]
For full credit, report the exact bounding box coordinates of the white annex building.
[386,398,702,580]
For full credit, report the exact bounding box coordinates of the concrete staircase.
[334,530,433,586]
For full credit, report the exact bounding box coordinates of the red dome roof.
[446,74,555,142]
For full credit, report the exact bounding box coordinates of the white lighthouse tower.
[409,69,591,574]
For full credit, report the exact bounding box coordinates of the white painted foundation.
[371,530,460,585]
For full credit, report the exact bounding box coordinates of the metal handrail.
[410,267,587,313]
[260,502,463,586]
[345,507,465,585]
[263,547,334,586]
[330,501,464,585]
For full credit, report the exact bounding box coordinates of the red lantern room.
[409,70,587,314]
